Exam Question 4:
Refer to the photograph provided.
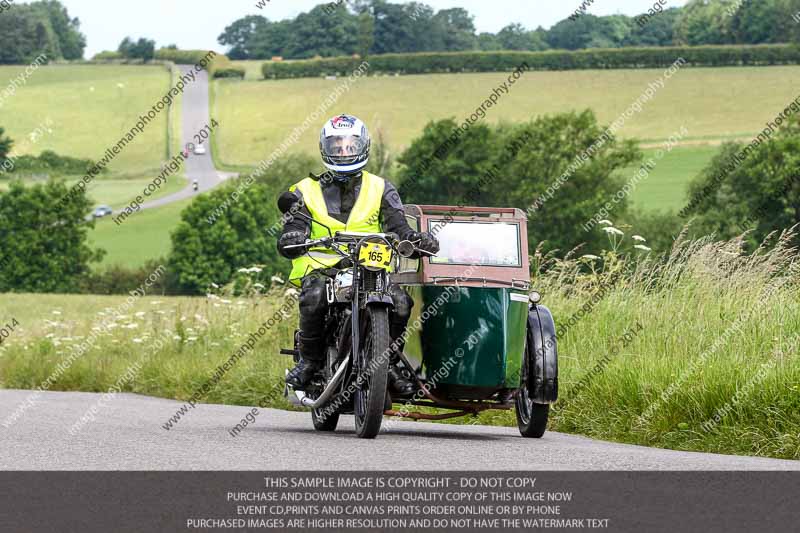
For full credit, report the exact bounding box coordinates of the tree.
[248,20,294,59]
[169,155,316,294]
[684,116,800,247]
[118,37,156,61]
[547,15,631,50]
[477,32,502,51]
[0,127,12,163]
[31,0,86,59]
[497,23,549,51]
[397,111,642,254]
[0,180,102,292]
[0,8,60,64]
[673,0,737,45]
[357,11,375,58]
[217,15,269,60]
[369,0,439,53]
[625,8,680,46]
[431,8,477,51]
[285,5,360,58]
[730,0,797,44]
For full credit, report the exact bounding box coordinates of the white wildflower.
[634,244,652,252]
[132,338,143,344]
[599,220,613,226]
[580,254,601,261]
[271,275,284,284]
[603,227,624,236]
[632,235,647,242]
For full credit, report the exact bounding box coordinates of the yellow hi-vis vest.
[287,171,385,286]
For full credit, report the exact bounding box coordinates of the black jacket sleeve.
[380,181,416,240]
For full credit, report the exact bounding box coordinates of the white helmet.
[319,114,370,176]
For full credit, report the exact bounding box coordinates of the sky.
[59,0,690,59]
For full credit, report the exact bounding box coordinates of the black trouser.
[297,273,413,363]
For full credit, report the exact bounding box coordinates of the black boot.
[286,334,325,390]
[286,358,323,389]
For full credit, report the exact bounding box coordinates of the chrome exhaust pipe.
[285,356,350,409]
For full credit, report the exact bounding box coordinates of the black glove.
[410,231,440,255]
[278,231,308,259]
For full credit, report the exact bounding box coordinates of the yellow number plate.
[358,242,393,270]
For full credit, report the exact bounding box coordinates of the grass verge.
[1,229,798,459]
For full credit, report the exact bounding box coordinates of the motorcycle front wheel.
[353,306,391,439]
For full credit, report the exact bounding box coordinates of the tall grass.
[1,228,798,459]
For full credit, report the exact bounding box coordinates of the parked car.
[92,205,113,218]
[193,143,207,155]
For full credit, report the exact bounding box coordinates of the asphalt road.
[1,390,798,471]
[140,65,235,211]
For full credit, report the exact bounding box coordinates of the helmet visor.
[322,135,367,163]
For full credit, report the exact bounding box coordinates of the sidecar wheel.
[515,316,552,438]
[515,397,549,438]
[312,408,340,432]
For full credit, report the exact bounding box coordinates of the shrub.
[92,50,124,61]
[79,259,182,295]
[213,67,246,79]
[7,150,104,177]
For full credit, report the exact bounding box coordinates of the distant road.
[1,390,797,471]
[141,65,236,211]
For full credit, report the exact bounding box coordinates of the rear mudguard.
[527,304,559,403]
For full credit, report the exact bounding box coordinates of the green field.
[0,175,185,209]
[88,198,191,267]
[0,64,172,176]
[629,145,717,211]
[213,66,799,167]
[230,60,268,81]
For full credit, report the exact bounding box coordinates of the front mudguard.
[363,293,394,307]
[527,304,559,403]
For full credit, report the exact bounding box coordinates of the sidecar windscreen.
[427,220,522,267]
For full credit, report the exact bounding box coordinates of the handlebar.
[283,232,436,258]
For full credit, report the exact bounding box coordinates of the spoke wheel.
[353,306,391,439]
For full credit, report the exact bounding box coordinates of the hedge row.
[213,67,246,79]
[261,45,800,79]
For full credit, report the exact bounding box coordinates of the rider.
[278,114,439,393]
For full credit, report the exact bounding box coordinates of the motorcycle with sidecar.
[279,196,558,439]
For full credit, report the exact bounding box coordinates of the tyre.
[515,323,550,438]
[353,306,391,439]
